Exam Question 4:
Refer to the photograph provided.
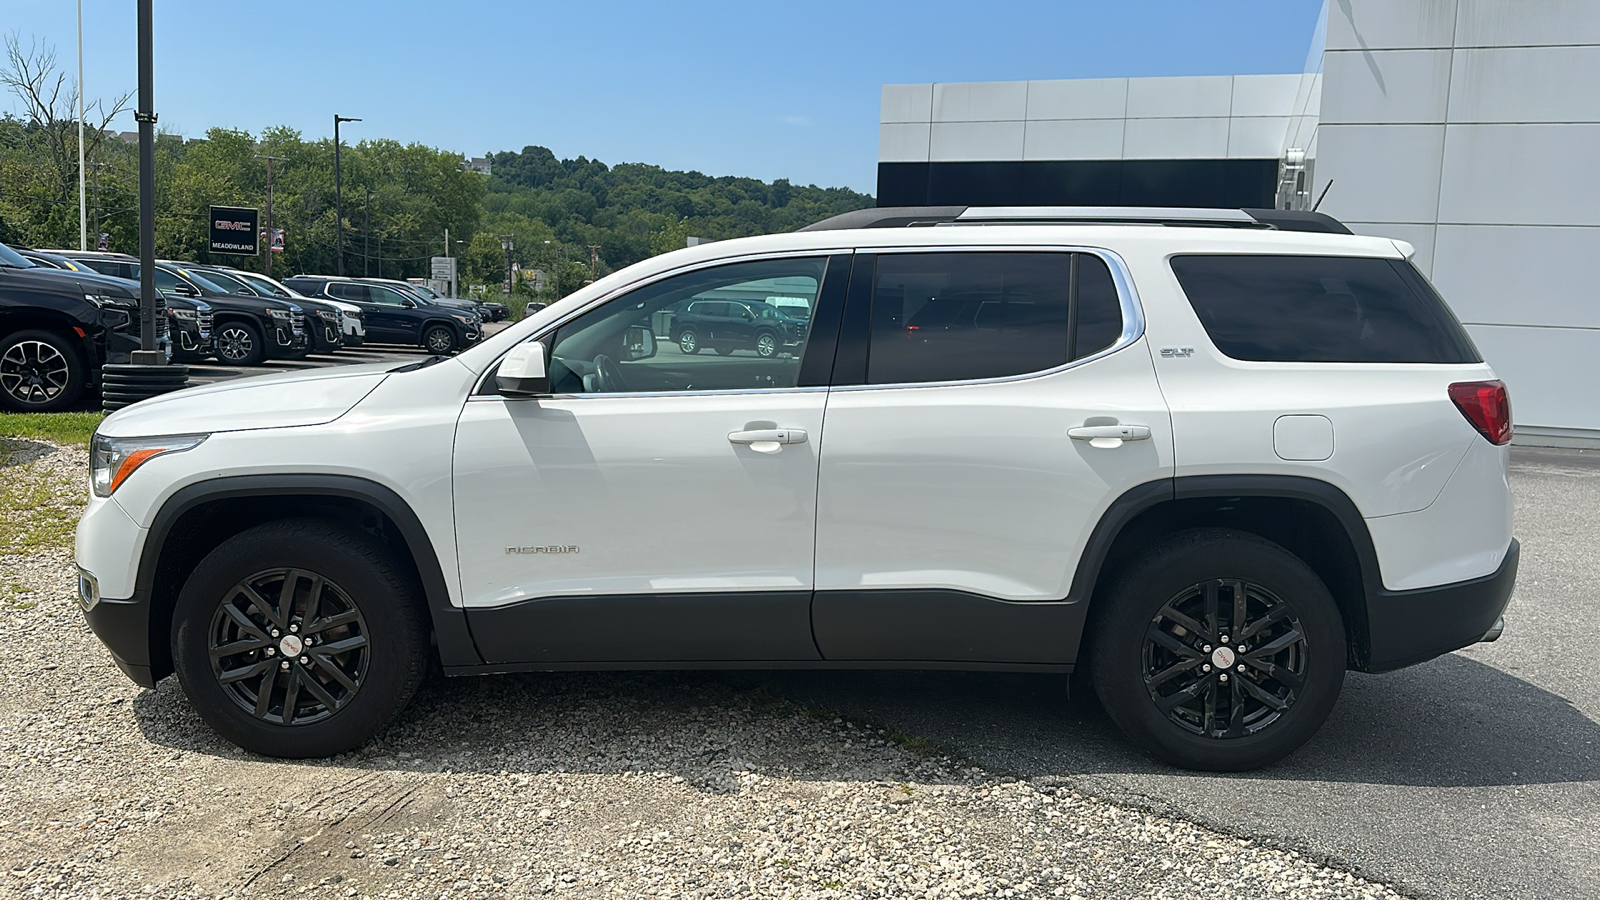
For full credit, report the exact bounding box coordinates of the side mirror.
[624,325,656,361]
[496,341,549,396]
[174,282,198,297]
[401,297,418,308]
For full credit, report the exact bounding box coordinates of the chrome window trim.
[828,244,1146,393]
[469,243,1145,398]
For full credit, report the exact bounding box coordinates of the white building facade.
[880,0,1600,445]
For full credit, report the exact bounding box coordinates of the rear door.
[811,248,1173,664]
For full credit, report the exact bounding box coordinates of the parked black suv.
[670,298,806,358]
[0,242,163,411]
[25,249,214,361]
[56,252,307,366]
[286,275,482,354]
[191,265,344,355]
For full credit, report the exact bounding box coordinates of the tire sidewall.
[424,325,456,354]
[171,520,428,758]
[215,320,265,366]
[1089,529,1346,771]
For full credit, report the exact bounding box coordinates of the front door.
[811,249,1173,664]
[453,254,849,664]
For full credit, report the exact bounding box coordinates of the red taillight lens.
[1449,380,1512,445]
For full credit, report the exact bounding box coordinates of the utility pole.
[76,0,86,251]
[88,160,109,246]
[255,154,286,278]
[363,186,371,276]
[587,244,601,282]
[333,114,360,275]
[544,240,563,299]
[500,235,515,296]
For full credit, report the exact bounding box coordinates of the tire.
[678,329,700,354]
[1087,528,1346,771]
[754,331,778,359]
[171,518,429,758]
[711,345,731,355]
[214,320,266,366]
[423,325,457,355]
[0,329,86,412]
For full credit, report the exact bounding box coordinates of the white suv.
[74,207,1517,770]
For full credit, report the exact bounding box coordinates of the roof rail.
[799,206,1351,235]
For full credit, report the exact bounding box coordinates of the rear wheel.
[214,320,266,366]
[171,518,429,758]
[1088,528,1346,771]
[0,329,85,412]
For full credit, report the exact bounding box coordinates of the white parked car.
[75,207,1516,770]
[221,268,366,346]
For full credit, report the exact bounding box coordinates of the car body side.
[76,224,1516,687]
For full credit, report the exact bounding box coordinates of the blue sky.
[4,1,1324,194]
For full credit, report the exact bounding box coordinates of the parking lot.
[179,322,512,389]
[0,415,1593,898]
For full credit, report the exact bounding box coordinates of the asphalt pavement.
[757,446,1600,900]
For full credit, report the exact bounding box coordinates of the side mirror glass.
[175,282,198,297]
[496,341,549,396]
[624,325,656,361]
[401,297,417,308]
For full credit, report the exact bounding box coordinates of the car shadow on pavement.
[0,437,55,467]
[130,650,1595,790]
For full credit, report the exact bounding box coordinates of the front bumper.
[1363,539,1519,672]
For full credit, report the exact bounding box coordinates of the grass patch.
[0,441,86,555]
[0,412,103,447]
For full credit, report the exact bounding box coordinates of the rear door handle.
[728,428,808,445]
[1067,424,1151,441]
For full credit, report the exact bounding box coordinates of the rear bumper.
[1364,539,1518,673]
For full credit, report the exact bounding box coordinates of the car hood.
[4,265,140,300]
[98,362,395,438]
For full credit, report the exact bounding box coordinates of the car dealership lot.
[0,433,1590,897]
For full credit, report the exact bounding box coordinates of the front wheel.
[677,329,700,354]
[0,329,86,412]
[214,320,266,366]
[754,331,778,358]
[1088,528,1346,771]
[423,325,457,355]
[170,518,429,758]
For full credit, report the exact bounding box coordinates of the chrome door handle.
[1067,425,1150,441]
[728,428,808,445]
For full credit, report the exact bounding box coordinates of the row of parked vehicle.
[0,242,511,411]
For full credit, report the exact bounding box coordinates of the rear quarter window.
[1170,254,1480,364]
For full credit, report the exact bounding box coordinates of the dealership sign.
[209,206,259,255]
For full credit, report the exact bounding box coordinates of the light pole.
[333,114,360,275]
[363,186,371,277]
[500,235,515,297]
[76,0,86,250]
[256,154,286,277]
[544,239,563,299]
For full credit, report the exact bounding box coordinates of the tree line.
[0,36,873,300]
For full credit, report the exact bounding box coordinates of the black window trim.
[828,244,1146,392]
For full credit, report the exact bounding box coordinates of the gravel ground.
[0,438,1409,900]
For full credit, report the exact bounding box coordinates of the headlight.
[267,309,292,320]
[451,314,473,324]
[91,433,208,497]
[85,293,136,309]
[168,308,199,320]
[317,309,339,320]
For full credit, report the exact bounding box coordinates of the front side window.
[326,283,367,302]
[547,257,827,394]
[368,286,412,306]
[1170,254,1480,364]
[866,252,1124,385]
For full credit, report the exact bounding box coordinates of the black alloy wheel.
[215,321,266,366]
[0,330,85,412]
[171,518,429,757]
[1142,579,1307,738]
[424,325,457,354]
[208,568,370,726]
[1089,528,1346,771]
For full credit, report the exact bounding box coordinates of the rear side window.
[1171,255,1479,364]
[866,252,1125,385]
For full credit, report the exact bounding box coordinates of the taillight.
[1449,380,1512,445]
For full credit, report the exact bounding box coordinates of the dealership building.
[879,0,1600,446]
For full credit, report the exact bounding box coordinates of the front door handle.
[728,428,808,445]
[1068,424,1151,441]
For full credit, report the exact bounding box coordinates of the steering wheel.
[590,354,628,393]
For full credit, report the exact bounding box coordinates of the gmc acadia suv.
[74,207,1517,770]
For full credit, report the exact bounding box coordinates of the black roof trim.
[799,206,1353,235]
[797,206,968,232]
[1240,209,1353,235]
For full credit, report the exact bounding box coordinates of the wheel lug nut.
[299,656,309,665]
[1219,673,1229,682]
[280,661,290,670]
[270,629,280,638]
[1202,664,1211,672]
[1220,635,1230,644]
[290,624,299,633]
[1202,645,1212,653]
[265,647,275,657]
[1238,645,1246,653]
[1237,664,1246,672]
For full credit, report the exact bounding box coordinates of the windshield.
[0,243,37,268]
[171,267,233,294]
[236,272,292,297]
[197,269,252,293]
